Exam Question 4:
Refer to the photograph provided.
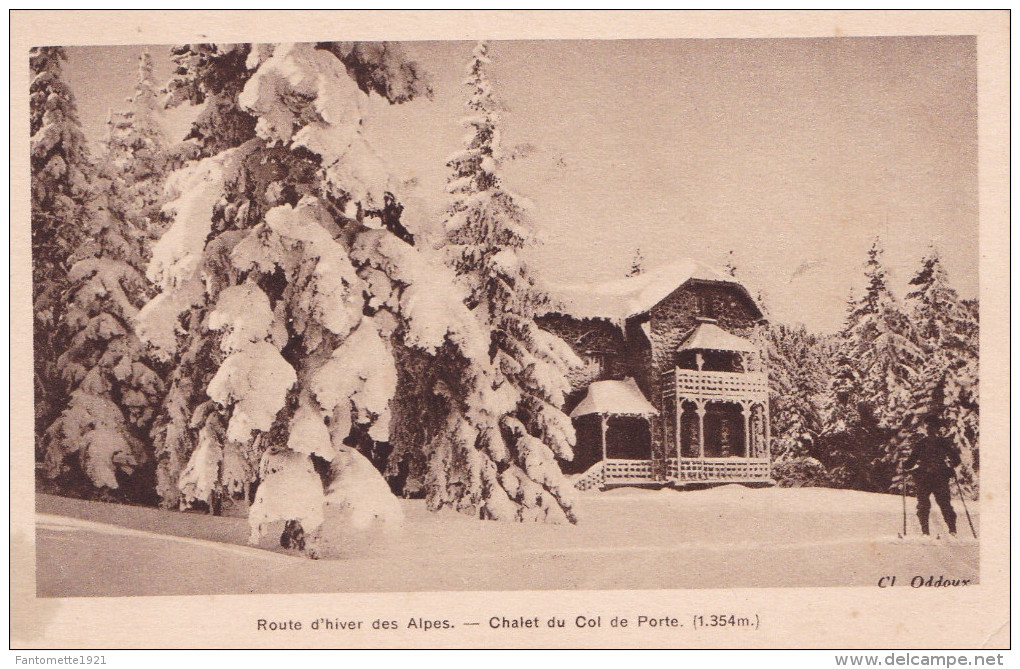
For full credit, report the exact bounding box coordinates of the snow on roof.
[545,258,760,322]
[569,377,658,418]
[677,321,757,353]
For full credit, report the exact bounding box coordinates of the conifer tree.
[440,42,580,523]
[163,43,258,158]
[823,240,921,491]
[144,44,258,507]
[30,47,92,444]
[103,51,168,243]
[903,249,979,493]
[138,42,518,553]
[767,323,830,459]
[39,50,167,496]
[838,240,920,428]
[41,183,165,495]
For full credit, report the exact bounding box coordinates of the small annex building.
[538,259,772,491]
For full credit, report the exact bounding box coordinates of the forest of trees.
[31,41,980,557]
[766,241,979,497]
[32,41,587,556]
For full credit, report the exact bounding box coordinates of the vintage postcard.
[10,10,1010,650]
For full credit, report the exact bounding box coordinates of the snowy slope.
[36,486,977,597]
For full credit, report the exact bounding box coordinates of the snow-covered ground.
[35,486,978,597]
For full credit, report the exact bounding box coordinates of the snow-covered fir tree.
[41,181,165,496]
[103,51,168,244]
[766,323,836,487]
[439,42,580,523]
[163,43,258,158]
[767,323,831,459]
[835,240,920,427]
[143,44,259,508]
[36,49,166,496]
[823,240,921,491]
[824,287,860,433]
[903,248,979,493]
[30,47,92,444]
[138,42,525,553]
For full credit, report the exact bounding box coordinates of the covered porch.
[567,378,659,490]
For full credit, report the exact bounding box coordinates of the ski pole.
[952,471,977,539]
[900,460,907,537]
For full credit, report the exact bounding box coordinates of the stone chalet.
[537,259,772,491]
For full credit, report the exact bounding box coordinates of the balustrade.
[603,459,656,482]
[675,457,771,481]
[662,368,768,402]
[573,456,771,490]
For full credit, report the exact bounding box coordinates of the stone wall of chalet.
[647,282,761,381]
[536,313,628,412]
[623,319,654,399]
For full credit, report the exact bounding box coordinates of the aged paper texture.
[10,10,1009,649]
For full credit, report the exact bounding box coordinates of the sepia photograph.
[10,10,1009,651]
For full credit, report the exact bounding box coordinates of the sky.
[63,37,978,333]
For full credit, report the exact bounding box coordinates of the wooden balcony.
[662,368,768,403]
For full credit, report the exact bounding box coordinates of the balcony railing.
[669,457,771,481]
[604,459,656,483]
[573,457,772,490]
[662,368,768,402]
[570,459,657,491]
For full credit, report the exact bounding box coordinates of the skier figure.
[904,414,961,536]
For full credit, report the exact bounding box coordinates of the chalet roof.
[569,378,659,418]
[545,258,763,322]
[678,321,757,353]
